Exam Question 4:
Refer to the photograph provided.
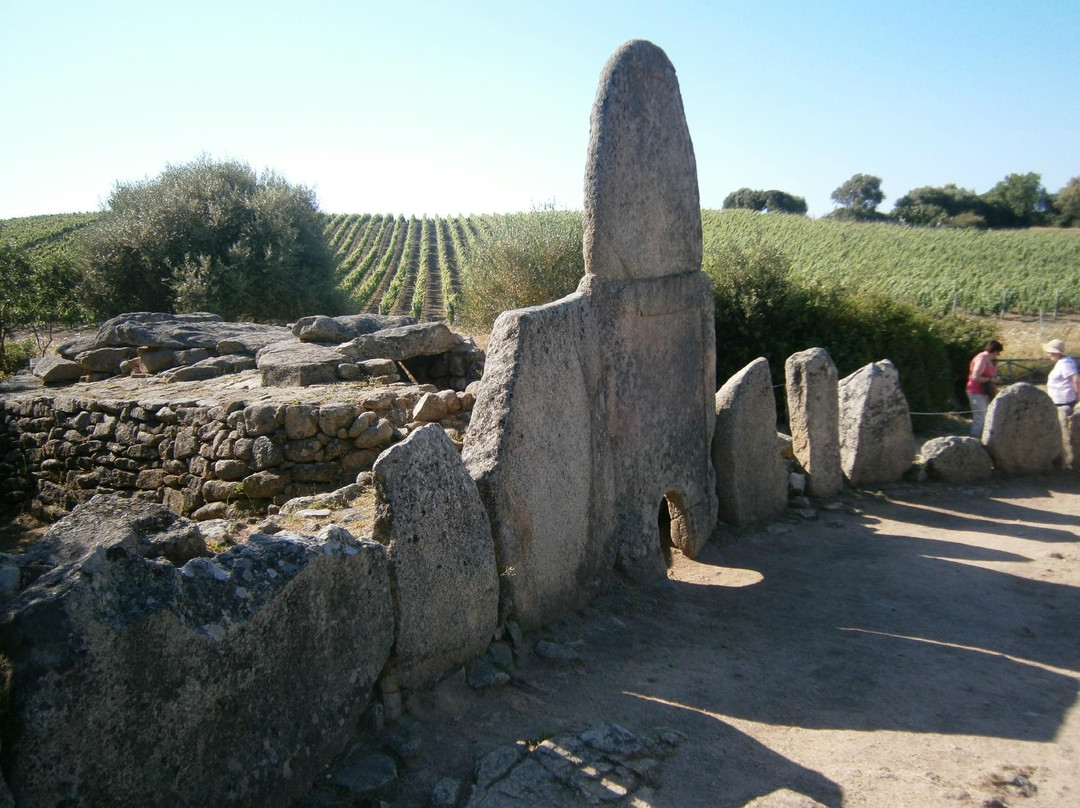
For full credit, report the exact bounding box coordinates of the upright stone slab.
[465,295,612,628]
[464,40,717,628]
[713,358,787,525]
[983,383,1062,474]
[584,40,702,280]
[838,359,914,486]
[1060,409,1080,471]
[373,424,499,688]
[785,348,841,498]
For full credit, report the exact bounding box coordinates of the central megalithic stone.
[464,40,717,630]
[584,39,702,280]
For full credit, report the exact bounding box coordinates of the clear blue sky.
[2,0,1077,220]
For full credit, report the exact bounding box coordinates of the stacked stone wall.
[0,385,473,523]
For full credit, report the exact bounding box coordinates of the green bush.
[80,156,342,322]
[703,237,988,416]
[0,339,35,380]
[458,210,584,329]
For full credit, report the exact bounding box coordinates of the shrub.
[80,156,341,322]
[0,339,35,380]
[703,237,988,416]
[458,210,584,329]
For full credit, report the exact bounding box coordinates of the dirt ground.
[389,472,1080,808]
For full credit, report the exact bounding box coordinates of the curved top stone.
[583,40,702,280]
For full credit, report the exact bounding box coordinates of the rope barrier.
[910,410,974,416]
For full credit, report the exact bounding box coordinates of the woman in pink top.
[967,340,1003,437]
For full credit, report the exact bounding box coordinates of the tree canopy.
[830,174,885,220]
[1056,176,1080,227]
[722,188,807,215]
[892,184,986,227]
[980,172,1047,228]
[81,157,340,321]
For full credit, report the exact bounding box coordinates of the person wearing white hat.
[1044,338,1079,412]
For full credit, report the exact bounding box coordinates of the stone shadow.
[616,503,1080,744]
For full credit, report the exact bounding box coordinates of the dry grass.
[991,311,1080,358]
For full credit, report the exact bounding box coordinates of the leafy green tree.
[723,188,767,211]
[830,174,885,220]
[892,184,986,227]
[722,188,807,214]
[981,172,1045,228]
[0,239,34,367]
[1054,176,1080,227]
[81,156,340,321]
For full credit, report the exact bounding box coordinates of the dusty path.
[390,473,1080,807]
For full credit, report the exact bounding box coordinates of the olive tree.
[81,157,340,321]
[722,188,807,214]
[1056,176,1080,227]
[980,172,1046,228]
[830,174,885,220]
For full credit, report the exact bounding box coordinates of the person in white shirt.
[1044,338,1080,413]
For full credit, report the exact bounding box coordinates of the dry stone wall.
[0,381,475,523]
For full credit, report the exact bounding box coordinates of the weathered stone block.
[785,348,841,498]
[240,471,287,500]
[983,383,1062,474]
[256,340,345,387]
[920,436,993,483]
[250,435,284,471]
[354,419,394,450]
[318,403,358,437]
[583,40,701,281]
[412,392,449,423]
[0,514,392,807]
[340,322,461,362]
[243,403,283,437]
[373,424,498,688]
[839,359,914,486]
[202,479,242,503]
[285,404,319,440]
[32,356,84,384]
[713,358,787,525]
[75,347,135,374]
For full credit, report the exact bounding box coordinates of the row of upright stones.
[714,345,1080,528]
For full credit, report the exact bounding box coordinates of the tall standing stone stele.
[463,40,717,629]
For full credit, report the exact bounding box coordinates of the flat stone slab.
[256,340,349,387]
[292,313,416,342]
[341,322,462,362]
[85,312,292,353]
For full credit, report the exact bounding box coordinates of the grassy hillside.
[6,210,1079,325]
[702,210,1080,316]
